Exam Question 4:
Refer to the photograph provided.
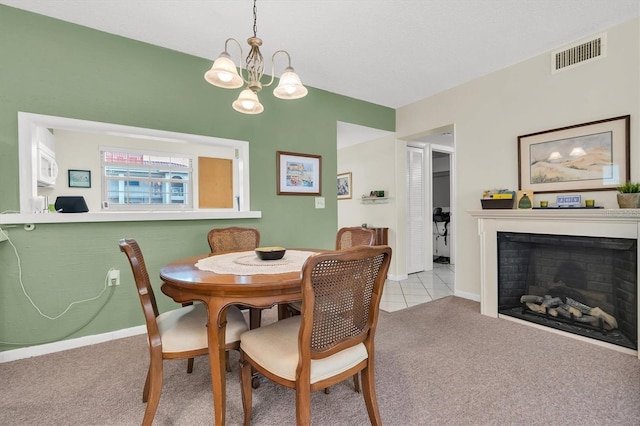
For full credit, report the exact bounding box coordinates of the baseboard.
[387,273,408,281]
[0,325,146,363]
[0,291,481,363]
[454,289,480,302]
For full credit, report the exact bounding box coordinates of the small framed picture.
[68,169,91,188]
[337,172,352,200]
[276,151,322,195]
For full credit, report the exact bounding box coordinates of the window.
[102,149,193,210]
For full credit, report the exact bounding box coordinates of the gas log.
[520,294,618,330]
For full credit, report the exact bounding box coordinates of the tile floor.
[380,261,455,312]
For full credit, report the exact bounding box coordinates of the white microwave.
[37,144,58,187]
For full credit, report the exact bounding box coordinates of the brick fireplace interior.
[497,232,638,350]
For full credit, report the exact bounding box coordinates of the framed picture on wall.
[276,151,322,195]
[518,115,630,193]
[68,169,91,188]
[337,172,352,200]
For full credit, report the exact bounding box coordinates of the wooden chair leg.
[142,366,151,403]
[251,373,260,389]
[142,354,163,426]
[239,354,253,426]
[295,382,312,426]
[225,351,232,372]
[249,308,262,329]
[360,365,381,426]
[187,357,194,373]
[323,373,360,395]
[277,303,290,320]
[323,373,359,395]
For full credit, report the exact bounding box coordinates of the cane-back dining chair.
[335,227,376,392]
[239,245,392,425]
[207,226,263,329]
[207,226,261,254]
[119,238,248,426]
[284,226,377,393]
[335,226,377,250]
[284,227,376,316]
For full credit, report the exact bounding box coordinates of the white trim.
[387,273,409,281]
[0,325,146,363]
[468,208,640,221]
[455,290,480,302]
[0,210,262,225]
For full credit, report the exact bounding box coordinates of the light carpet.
[1,296,638,425]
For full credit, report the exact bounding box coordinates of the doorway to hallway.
[405,131,455,295]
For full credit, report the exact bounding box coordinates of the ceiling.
[2,0,639,146]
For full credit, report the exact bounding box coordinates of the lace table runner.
[195,250,316,275]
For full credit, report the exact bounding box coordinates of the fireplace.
[497,232,637,350]
[470,209,640,358]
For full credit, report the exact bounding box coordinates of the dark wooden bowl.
[255,247,286,260]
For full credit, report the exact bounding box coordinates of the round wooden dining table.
[159,249,319,425]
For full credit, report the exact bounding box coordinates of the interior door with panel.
[406,146,426,274]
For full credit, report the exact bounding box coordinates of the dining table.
[159,248,320,425]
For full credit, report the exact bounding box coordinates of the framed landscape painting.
[518,115,630,193]
[276,151,322,195]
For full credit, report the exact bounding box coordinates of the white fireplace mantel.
[469,209,640,358]
[469,208,640,222]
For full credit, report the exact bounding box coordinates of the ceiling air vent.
[551,33,606,74]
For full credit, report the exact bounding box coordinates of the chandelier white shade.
[273,66,308,99]
[232,88,264,114]
[204,0,307,114]
[204,51,243,89]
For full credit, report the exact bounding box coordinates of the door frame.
[404,136,455,275]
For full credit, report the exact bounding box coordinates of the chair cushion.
[240,316,368,383]
[158,303,247,353]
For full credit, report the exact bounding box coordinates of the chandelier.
[204,0,308,114]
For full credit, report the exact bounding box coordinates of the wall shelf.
[360,197,389,204]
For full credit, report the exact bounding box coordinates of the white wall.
[396,18,640,300]
[338,134,401,277]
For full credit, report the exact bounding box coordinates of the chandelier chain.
[252,0,258,38]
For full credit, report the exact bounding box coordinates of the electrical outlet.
[0,227,7,243]
[108,269,120,286]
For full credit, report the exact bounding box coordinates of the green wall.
[0,6,394,351]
